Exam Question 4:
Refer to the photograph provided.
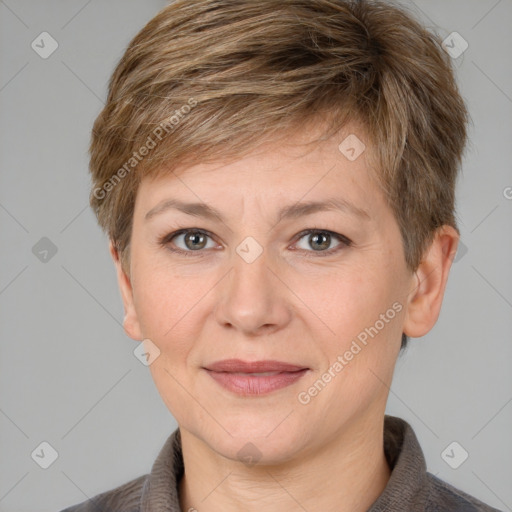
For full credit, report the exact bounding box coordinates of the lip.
[204,359,308,373]
[203,359,309,396]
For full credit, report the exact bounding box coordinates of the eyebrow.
[144,197,371,223]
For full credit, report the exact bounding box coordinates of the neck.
[178,414,391,512]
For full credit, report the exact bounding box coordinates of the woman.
[61,0,501,510]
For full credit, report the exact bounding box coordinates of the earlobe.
[402,226,459,338]
[109,241,143,341]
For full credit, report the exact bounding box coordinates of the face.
[115,122,426,464]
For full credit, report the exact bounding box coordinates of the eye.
[159,228,352,258]
[159,229,218,257]
[292,229,352,257]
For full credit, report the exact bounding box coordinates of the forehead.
[135,121,385,223]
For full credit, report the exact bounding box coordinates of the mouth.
[202,359,309,395]
[204,359,308,373]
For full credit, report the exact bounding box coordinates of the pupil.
[186,231,205,250]
[311,233,329,251]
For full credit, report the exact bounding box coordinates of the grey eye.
[295,231,341,252]
[173,230,214,251]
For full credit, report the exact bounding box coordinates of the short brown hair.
[89,0,470,350]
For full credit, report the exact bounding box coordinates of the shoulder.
[59,473,148,512]
[375,416,502,512]
[425,472,503,512]
[59,427,183,512]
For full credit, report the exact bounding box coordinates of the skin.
[110,121,459,512]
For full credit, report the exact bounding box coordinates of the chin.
[198,416,309,466]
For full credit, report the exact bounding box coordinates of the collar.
[140,415,428,511]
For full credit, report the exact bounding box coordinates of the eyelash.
[158,228,352,258]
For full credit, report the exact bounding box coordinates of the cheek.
[311,278,403,416]
[137,271,203,411]
[311,269,388,334]
[132,263,207,346]
[316,265,405,365]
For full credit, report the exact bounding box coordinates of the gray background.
[0,1,511,511]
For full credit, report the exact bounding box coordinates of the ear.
[109,241,143,341]
[402,225,459,338]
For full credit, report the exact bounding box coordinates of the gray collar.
[140,415,428,512]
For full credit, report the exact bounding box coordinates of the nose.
[214,246,292,337]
